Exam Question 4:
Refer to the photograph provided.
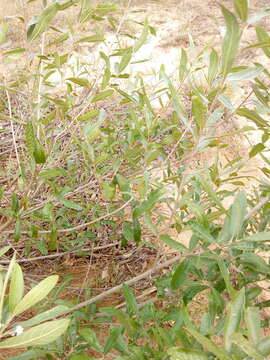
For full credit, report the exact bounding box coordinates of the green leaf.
[245,307,261,345]
[159,234,188,252]
[0,319,70,348]
[183,285,208,305]
[192,96,206,132]
[133,19,149,52]
[133,218,141,244]
[224,288,245,352]
[77,34,104,43]
[27,4,58,41]
[122,284,137,315]
[9,263,24,313]
[118,47,132,73]
[186,327,229,360]
[17,305,69,329]
[227,66,263,81]
[220,5,241,76]
[67,77,90,87]
[249,143,265,158]
[104,327,122,354]
[48,32,69,46]
[167,346,208,360]
[238,253,270,275]
[33,141,46,164]
[207,48,219,85]
[236,108,268,128]
[179,48,188,82]
[40,168,67,179]
[0,246,11,257]
[114,174,131,201]
[233,0,249,22]
[13,275,59,316]
[230,332,264,360]
[229,191,247,238]
[91,89,114,103]
[242,231,270,242]
[59,199,83,211]
[77,109,100,122]
[256,27,270,58]
[217,258,235,298]
[171,261,189,290]
[0,253,16,324]
[257,336,270,357]
[79,327,103,353]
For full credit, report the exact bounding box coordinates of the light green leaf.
[133,19,149,52]
[192,96,206,132]
[40,168,67,179]
[27,4,58,41]
[91,89,114,103]
[77,109,100,122]
[236,108,268,128]
[122,284,137,315]
[224,288,245,352]
[77,34,104,43]
[242,231,270,242]
[229,191,247,238]
[167,346,208,360]
[217,259,235,298]
[0,246,11,258]
[249,143,265,158]
[230,332,264,360]
[13,275,59,316]
[186,327,229,360]
[245,307,261,345]
[220,5,241,76]
[238,253,270,275]
[171,261,189,290]
[257,336,270,357]
[179,48,188,82]
[233,0,249,22]
[79,327,103,353]
[0,253,16,324]
[118,47,132,73]
[159,235,188,252]
[256,27,270,58]
[9,263,24,313]
[0,319,70,348]
[227,66,263,81]
[207,48,219,85]
[59,199,83,211]
[17,305,69,329]
[67,77,90,87]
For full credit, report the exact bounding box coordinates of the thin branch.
[2,198,133,235]
[57,254,182,317]
[244,196,270,221]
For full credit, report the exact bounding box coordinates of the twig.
[244,196,270,221]
[2,198,132,235]
[57,254,182,317]
[0,242,119,264]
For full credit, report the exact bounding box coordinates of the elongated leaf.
[257,336,270,356]
[192,96,206,132]
[0,319,70,348]
[186,327,229,360]
[13,275,59,316]
[40,167,67,179]
[133,19,149,52]
[179,48,188,82]
[17,305,69,329]
[238,253,270,275]
[67,77,90,87]
[220,5,241,76]
[91,89,114,103]
[9,263,24,312]
[207,48,219,85]
[256,27,270,58]
[236,108,268,128]
[183,285,208,305]
[167,346,208,360]
[233,0,249,22]
[249,143,265,158]
[245,307,261,345]
[59,199,83,211]
[227,66,263,81]
[224,288,245,352]
[159,234,188,252]
[122,284,137,315]
[79,327,103,353]
[242,231,270,242]
[27,4,58,41]
[230,332,264,360]
[171,261,189,290]
[77,34,104,43]
[229,191,247,238]
[118,48,133,73]
[0,253,16,323]
[217,259,235,298]
[0,246,11,258]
